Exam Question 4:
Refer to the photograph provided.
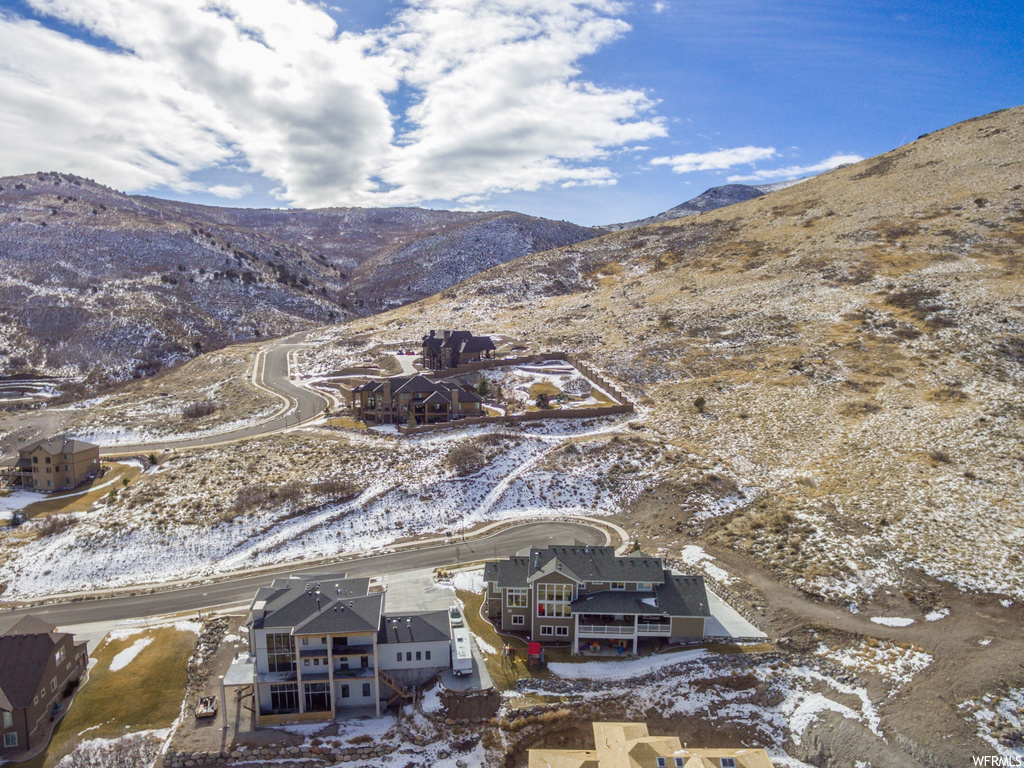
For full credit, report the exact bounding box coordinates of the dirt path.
[703,543,1024,766]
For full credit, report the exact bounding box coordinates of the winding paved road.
[2,520,607,626]
[101,331,329,457]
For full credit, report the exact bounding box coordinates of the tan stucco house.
[528,722,776,768]
[483,545,710,653]
[11,437,99,492]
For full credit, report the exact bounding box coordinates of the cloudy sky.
[0,0,1020,225]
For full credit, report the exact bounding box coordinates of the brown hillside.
[332,105,1024,604]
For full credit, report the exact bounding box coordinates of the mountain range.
[0,176,597,384]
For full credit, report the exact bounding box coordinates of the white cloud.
[0,0,666,208]
[206,184,253,199]
[653,2,668,13]
[650,145,777,173]
[726,153,864,182]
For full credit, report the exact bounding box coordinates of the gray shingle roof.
[0,632,61,709]
[0,614,55,637]
[378,611,451,645]
[527,546,666,585]
[246,574,382,635]
[19,436,97,456]
[570,576,709,618]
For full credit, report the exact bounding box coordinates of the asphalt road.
[3,520,607,627]
[100,331,329,456]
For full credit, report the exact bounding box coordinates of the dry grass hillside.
[315,106,1024,608]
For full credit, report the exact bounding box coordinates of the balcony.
[577,618,636,637]
[333,666,376,679]
[637,622,672,636]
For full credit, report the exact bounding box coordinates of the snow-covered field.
[0,413,659,598]
[520,648,891,757]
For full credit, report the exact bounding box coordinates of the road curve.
[2,520,607,627]
[100,331,329,456]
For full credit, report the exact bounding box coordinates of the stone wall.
[167,743,396,767]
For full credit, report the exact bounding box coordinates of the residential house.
[350,375,483,426]
[528,721,775,768]
[0,615,89,757]
[421,330,496,371]
[242,572,453,724]
[483,545,710,653]
[9,437,100,492]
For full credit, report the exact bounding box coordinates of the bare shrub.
[446,443,485,476]
[38,514,78,537]
[182,400,218,419]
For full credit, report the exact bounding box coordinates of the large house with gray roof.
[0,615,88,757]
[421,330,496,371]
[243,572,453,724]
[7,437,99,492]
[483,545,710,654]
[350,374,483,426]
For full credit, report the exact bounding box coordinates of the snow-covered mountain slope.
[0,175,597,384]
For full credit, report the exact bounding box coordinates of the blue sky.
[0,0,1020,226]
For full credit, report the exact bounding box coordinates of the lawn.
[20,463,142,519]
[327,416,367,430]
[22,626,197,768]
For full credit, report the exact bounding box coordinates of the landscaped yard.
[18,462,143,519]
[22,625,197,768]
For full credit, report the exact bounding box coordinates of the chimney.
[382,380,392,410]
[443,330,451,341]
[429,330,436,338]
[451,387,460,414]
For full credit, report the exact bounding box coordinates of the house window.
[406,652,412,661]
[362,683,371,697]
[511,615,524,626]
[269,684,298,712]
[341,685,350,698]
[302,638,309,645]
[638,582,652,591]
[32,456,38,464]
[537,584,573,617]
[556,626,569,637]
[304,683,329,711]
[55,648,65,665]
[266,633,295,673]
[540,626,553,636]
[425,650,431,661]
[506,589,528,608]
[675,760,686,767]
[657,759,666,768]
[396,652,402,663]
[45,457,51,464]
[720,761,736,768]
[611,582,626,590]
[303,659,310,667]
[4,733,17,748]
[2,711,11,728]
[51,677,57,692]
[415,651,421,661]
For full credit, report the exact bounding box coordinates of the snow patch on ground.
[678,545,735,584]
[869,616,915,627]
[109,637,154,672]
[449,568,484,594]
[925,608,949,621]
[548,649,707,681]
